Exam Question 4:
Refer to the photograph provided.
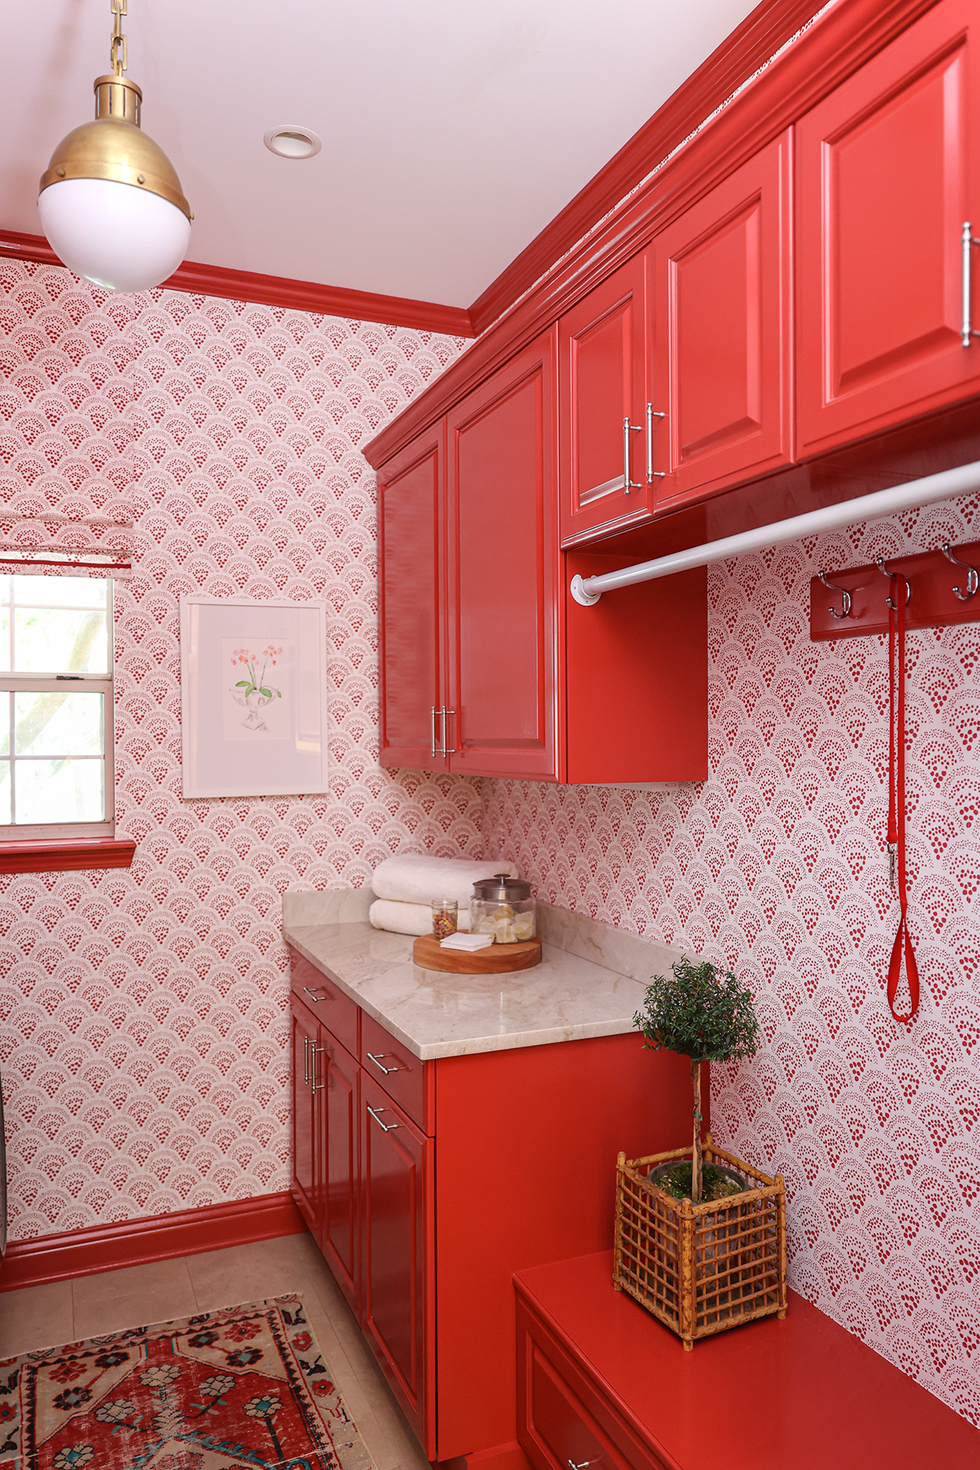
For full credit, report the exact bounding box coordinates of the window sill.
[0,837,136,875]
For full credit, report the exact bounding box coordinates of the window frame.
[0,577,115,842]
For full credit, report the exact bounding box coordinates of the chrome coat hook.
[817,570,852,619]
[876,558,911,610]
[940,542,979,601]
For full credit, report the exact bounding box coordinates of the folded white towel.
[440,932,493,951]
[369,899,471,937]
[372,854,518,908]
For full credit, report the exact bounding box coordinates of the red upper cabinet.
[651,131,794,507]
[446,330,559,778]
[378,426,448,773]
[797,0,980,457]
[559,256,650,545]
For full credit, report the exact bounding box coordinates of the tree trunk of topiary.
[691,1060,703,1203]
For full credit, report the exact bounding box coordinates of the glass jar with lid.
[470,872,536,944]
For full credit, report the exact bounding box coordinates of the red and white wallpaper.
[2,255,979,1425]
[485,509,980,1425]
[0,258,480,1237]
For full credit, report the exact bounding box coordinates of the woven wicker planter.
[613,1133,787,1349]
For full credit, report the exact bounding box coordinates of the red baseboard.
[0,1190,306,1292]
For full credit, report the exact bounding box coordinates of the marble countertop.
[283,896,681,1061]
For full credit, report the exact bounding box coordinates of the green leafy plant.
[231,645,283,702]
[633,956,759,1202]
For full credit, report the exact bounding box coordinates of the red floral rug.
[0,1293,373,1470]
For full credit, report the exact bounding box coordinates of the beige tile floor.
[0,1231,431,1470]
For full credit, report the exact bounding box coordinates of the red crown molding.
[0,227,475,338]
[0,1190,306,1291]
[467,0,831,338]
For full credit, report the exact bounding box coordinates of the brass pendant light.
[38,0,193,293]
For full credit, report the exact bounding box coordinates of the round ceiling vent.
[263,126,322,160]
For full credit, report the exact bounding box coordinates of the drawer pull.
[367,1105,399,1132]
[366,1051,403,1075]
[568,1460,599,1469]
[303,986,326,1002]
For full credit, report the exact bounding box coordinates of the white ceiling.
[3,0,761,308]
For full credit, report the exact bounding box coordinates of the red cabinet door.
[559,255,650,545]
[446,329,559,779]
[797,0,980,457]
[378,426,448,771]
[320,1028,359,1315]
[652,131,793,508]
[290,1003,319,1234]
[360,1072,434,1456]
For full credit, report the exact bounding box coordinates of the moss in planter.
[649,1162,743,1202]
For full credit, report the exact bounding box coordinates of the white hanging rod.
[569,459,980,605]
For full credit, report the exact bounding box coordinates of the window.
[0,575,113,839]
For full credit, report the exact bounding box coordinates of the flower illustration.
[187,1330,220,1347]
[50,1360,88,1384]
[140,1363,181,1388]
[225,1347,262,1368]
[291,1331,312,1352]
[224,1321,262,1343]
[95,1398,137,1424]
[197,1374,235,1398]
[53,1447,94,1470]
[310,1379,335,1397]
[243,1392,281,1419]
[53,1386,93,1412]
[229,646,282,730]
[94,1350,129,1368]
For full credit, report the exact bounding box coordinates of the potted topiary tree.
[613,956,787,1349]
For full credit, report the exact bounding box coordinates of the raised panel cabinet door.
[652,131,793,508]
[320,1029,359,1315]
[360,1072,434,1456]
[523,1339,636,1470]
[378,426,448,771]
[559,254,650,545]
[446,329,559,779]
[290,1004,319,1234]
[797,0,980,457]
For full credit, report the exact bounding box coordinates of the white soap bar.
[440,933,494,951]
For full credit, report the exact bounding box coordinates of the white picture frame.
[180,595,329,799]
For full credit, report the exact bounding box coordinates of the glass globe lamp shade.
[38,176,191,293]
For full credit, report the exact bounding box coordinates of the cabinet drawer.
[290,952,358,1060]
[360,1011,430,1134]
[517,1299,668,1470]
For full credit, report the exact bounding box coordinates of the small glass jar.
[431,899,458,940]
[470,873,536,944]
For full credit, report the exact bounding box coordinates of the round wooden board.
[412,934,542,974]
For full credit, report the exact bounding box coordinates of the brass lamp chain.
[110,0,128,78]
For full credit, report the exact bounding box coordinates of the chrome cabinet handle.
[303,986,325,1003]
[622,416,643,494]
[443,707,456,755]
[568,1459,599,1469]
[367,1104,399,1132]
[367,1051,402,1075]
[645,402,666,481]
[963,222,980,347]
[311,1045,325,1094]
[303,1034,310,1087]
[431,705,438,758]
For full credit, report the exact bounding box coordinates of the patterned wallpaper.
[2,255,979,1425]
[0,258,480,1238]
[484,506,980,1425]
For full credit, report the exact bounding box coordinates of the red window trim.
[0,837,136,875]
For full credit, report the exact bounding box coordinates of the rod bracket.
[570,574,602,607]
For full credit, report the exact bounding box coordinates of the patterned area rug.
[0,1293,373,1470]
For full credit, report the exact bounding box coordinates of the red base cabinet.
[290,948,695,1466]
[516,1252,980,1470]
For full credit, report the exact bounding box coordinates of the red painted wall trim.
[468,0,829,337]
[0,837,136,875]
[0,228,474,339]
[0,1190,306,1292]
